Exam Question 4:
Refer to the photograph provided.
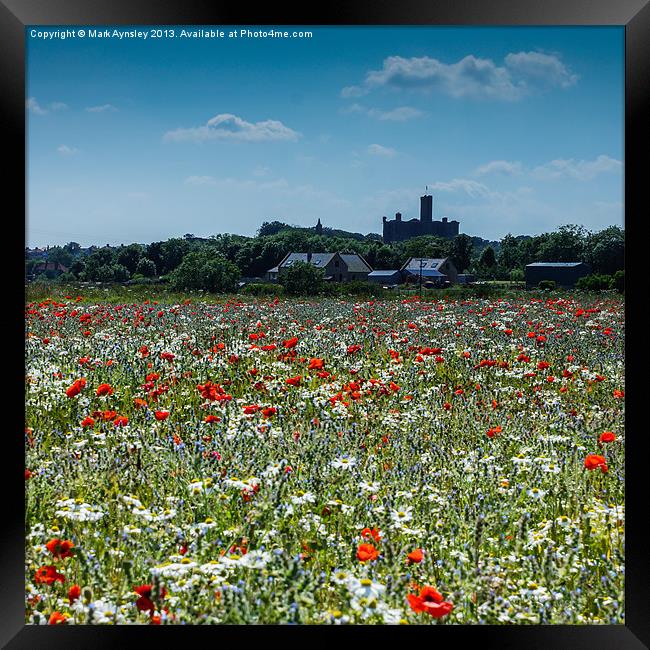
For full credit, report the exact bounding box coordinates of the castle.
[382,194,459,243]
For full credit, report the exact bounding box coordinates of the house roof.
[416,269,446,278]
[526,262,585,268]
[339,254,372,273]
[267,266,279,274]
[280,253,336,268]
[401,257,447,272]
[368,270,401,277]
[33,261,69,272]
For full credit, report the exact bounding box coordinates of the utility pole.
[419,258,424,298]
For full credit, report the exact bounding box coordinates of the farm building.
[266,252,372,283]
[525,262,591,289]
[401,257,458,285]
[367,270,402,286]
[30,261,69,279]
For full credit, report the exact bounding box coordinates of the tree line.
[26,222,624,292]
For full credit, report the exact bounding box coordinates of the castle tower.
[420,194,433,222]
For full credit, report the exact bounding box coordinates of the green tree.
[281,260,325,295]
[449,234,473,273]
[498,234,523,273]
[479,246,497,268]
[159,238,191,275]
[169,251,240,293]
[583,226,624,275]
[258,221,292,237]
[46,246,74,268]
[135,257,157,278]
[116,244,144,275]
[536,225,587,262]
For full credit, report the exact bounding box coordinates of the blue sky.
[26,26,623,247]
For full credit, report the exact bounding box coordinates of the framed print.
[3,0,648,647]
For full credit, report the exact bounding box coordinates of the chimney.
[420,195,433,222]
[395,212,402,221]
[307,252,312,262]
[442,217,448,223]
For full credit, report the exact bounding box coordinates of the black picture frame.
[4,1,647,647]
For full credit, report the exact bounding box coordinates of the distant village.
[27,192,616,290]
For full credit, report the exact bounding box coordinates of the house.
[525,262,591,289]
[267,252,372,283]
[32,261,69,276]
[401,257,458,285]
[368,270,403,286]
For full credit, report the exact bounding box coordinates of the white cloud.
[342,51,577,101]
[367,143,397,157]
[474,160,523,176]
[505,51,578,89]
[86,104,118,113]
[427,178,492,198]
[342,103,424,121]
[49,102,68,111]
[341,85,367,98]
[185,176,221,186]
[26,98,47,115]
[164,113,301,143]
[531,155,622,181]
[57,145,79,155]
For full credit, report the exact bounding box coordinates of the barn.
[367,270,402,286]
[525,262,591,289]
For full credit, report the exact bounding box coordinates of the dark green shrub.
[538,280,556,290]
[575,274,613,291]
[280,261,325,296]
[612,270,624,293]
[169,252,240,293]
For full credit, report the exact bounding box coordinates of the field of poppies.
[25,289,625,625]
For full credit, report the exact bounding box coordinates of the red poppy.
[283,337,299,349]
[45,538,75,559]
[599,432,616,444]
[356,543,380,562]
[48,611,68,625]
[308,358,324,370]
[584,454,608,473]
[113,415,129,427]
[34,565,65,585]
[407,548,424,564]
[407,585,454,618]
[68,584,81,603]
[360,527,381,543]
[204,414,221,424]
[262,406,277,418]
[286,376,302,387]
[80,416,95,428]
[96,383,113,397]
[65,378,86,398]
[154,410,170,421]
[134,584,155,613]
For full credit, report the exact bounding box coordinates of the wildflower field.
[25,290,625,625]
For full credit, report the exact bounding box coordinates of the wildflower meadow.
[25,290,625,625]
